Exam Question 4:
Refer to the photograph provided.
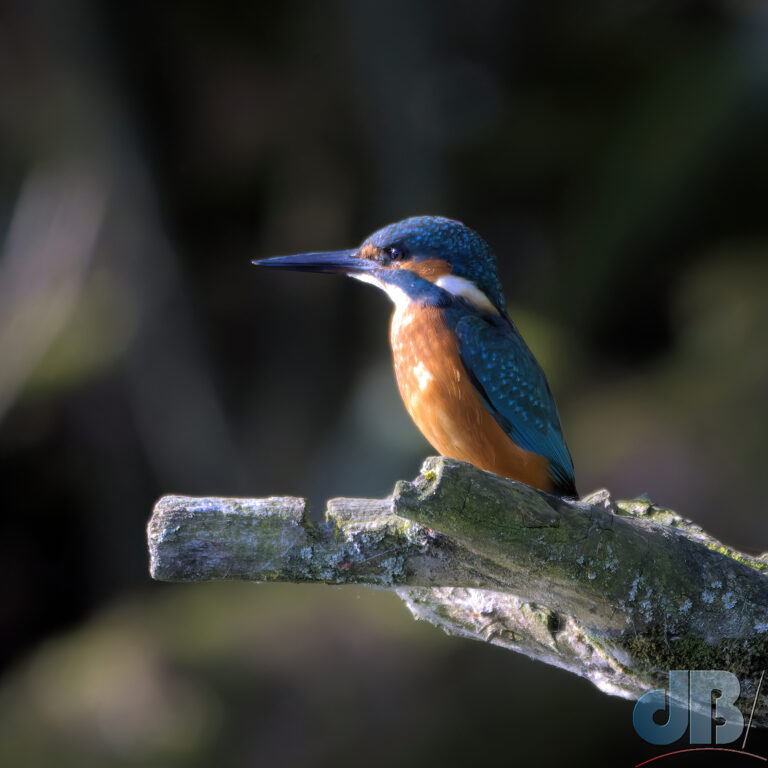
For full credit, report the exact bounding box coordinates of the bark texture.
[147,456,768,722]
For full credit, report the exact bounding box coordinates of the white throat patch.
[350,272,411,311]
[434,274,499,314]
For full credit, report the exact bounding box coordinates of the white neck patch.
[434,274,499,314]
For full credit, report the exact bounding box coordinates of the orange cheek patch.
[400,258,452,281]
[358,243,379,261]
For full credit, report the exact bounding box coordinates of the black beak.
[251,249,378,275]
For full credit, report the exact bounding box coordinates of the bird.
[252,215,577,497]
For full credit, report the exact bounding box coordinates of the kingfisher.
[252,216,577,497]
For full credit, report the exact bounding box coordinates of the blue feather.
[454,313,576,495]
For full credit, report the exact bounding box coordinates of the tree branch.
[147,456,768,722]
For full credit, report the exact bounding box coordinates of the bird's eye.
[389,247,405,260]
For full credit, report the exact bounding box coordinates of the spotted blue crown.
[362,216,505,312]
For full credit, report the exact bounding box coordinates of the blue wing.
[454,313,576,495]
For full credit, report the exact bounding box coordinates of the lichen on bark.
[147,456,768,724]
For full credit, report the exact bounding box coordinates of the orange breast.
[390,305,554,493]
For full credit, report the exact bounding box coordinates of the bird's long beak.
[251,249,377,275]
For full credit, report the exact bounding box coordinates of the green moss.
[620,627,768,673]
[616,500,654,517]
[705,543,768,571]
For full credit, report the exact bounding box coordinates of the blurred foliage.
[1,0,768,764]
[0,584,643,768]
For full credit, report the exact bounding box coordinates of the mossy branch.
[147,456,768,723]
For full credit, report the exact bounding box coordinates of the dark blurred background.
[2,0,768,765]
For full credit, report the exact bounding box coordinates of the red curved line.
[635,747,767,766]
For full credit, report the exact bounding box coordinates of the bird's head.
[253,216,505,315]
